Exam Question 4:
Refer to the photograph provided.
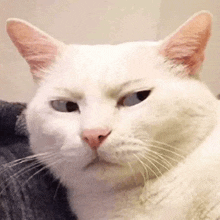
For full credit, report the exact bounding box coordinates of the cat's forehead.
[47,41,166,92]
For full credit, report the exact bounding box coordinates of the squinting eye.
[119,90,151,107]
[50,100,79,112]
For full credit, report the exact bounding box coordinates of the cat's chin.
[83,156,122,170]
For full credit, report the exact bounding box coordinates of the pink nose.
[82,128,111,150]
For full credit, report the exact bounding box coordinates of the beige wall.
[0,0,161,102]
[1,0,220,102]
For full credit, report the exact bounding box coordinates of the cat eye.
[50,100,79,112]
[119,90,151,107]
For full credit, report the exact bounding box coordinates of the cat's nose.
[82,128,111,150]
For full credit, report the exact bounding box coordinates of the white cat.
[6,11,220,219]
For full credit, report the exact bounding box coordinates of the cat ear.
[159,11,212,75]
[6,19,66,82]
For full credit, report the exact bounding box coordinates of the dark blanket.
[0,100,77,220]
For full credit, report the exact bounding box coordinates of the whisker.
[21,158,63,189]
[144,151,172,172]
[143,145,185,165]
[149,140,188,154]
[0,152,60,195]
[142,154,164,177]
[0,152,51,175]
[0,160,42,195]
[128,157,150,201]
[132,153,151,198]
[53,180,62,200]
[134,136,187,157]
[132,154,161,183]
[127,161,139,187]
[145,149,174,169]
[146,144,185,160]
[118,136,186,161]
[154,152,183,164]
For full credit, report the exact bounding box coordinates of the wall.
[0,0,161,102]
[1,0,220,102]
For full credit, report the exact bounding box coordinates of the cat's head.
[6,12,217,189]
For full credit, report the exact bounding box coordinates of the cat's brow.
[54,79,148,99]
[54,88,84,99]
[107,79,147,97]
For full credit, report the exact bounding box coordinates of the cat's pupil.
[137,90,151,101]
[50,100,79,112]
[120,90,151,107]
[66,102,79,112]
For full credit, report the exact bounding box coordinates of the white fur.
[25,41,219,219]
[8,11,220,219]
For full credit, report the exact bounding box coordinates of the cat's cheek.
[57,133,97,165]
[98,140,140,166]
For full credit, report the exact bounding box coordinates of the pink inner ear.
[7,19,64,81]
[159,12,212,75]
[22,38,59,79]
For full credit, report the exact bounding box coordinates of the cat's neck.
[68,184,148,220]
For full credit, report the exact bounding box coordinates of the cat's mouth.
[84,157,120,170]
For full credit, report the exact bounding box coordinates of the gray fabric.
[15,110,28,137]
[0,100,77,220]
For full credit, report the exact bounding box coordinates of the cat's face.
[26,42,216,188]
[7,12,217,189]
